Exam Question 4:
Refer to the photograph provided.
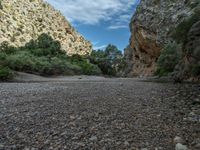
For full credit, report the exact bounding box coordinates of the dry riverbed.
[0,76,200,150]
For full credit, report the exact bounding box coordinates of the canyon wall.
[125,0,199,80]
[0,0,92,55]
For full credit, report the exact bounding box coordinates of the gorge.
[125,0,200,81]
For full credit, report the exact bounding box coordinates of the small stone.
[124,141,130,146]
[194,143,200,149]
[141,148,148,150]
[192,138,200,149]
[174,136,185,144]
[189,112,195,116]
[89,136,97,141]
[0,145,4,149]
[175,143,188,150]
[76,142,85,147]
[61,131,68,136]
[193,98,200,104]
[70,115,76,120]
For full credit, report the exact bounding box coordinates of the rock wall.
[0,0,92,55]
[125,0,196,77]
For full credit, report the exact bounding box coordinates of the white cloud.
[92,41,106,50]
[107,25,128,30]
[93,45,107,50]
[45,0,139,27]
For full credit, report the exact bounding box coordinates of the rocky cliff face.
[125,0,199,79]
[0,0,92,55]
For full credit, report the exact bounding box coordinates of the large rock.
[125,0,196,77]
[0,0,92,55]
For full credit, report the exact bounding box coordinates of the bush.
[156,42,182,76]
[0,52,7,65]
[70,55,101,75]
[171,8,200,44]
[0,41,17,54]
[0,34,108,76]
[78,61,101,75]
[0,66,13,81]
[4,51,37,72]
[192,65,200,76]
[25,34,65,56]
[0,0,3,9]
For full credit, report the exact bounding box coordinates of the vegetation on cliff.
[0,34,126,80]
[156,3,200,79]
[171,6,200,44]
[0,34,101,80]
[156,43,182,77]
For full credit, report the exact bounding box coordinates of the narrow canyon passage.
[0,78,199,149]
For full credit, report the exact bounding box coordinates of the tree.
[90,44,125,76]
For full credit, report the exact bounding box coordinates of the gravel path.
[0,78,200,150]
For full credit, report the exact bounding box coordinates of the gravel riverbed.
[0,78,200,150]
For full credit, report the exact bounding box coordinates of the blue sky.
[45,0,140,51]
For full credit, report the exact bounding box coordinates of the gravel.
[0,78,200,150]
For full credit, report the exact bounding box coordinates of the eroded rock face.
[0,0,92,55]
[125,0,194,76]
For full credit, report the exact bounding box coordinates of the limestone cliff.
[125,0,199,79]
[0,0,92,55]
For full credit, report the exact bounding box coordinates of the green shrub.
[0,0,3,10]
[0,66,13,81]
[171,8,200,44]
[4,51,36,72]
[0,34,105,76]
[189,0,200,9]
[25,34,65,57]
[70,56,101,75]
[192,65,200,76]
[79,61,101,75]
[0,52,7,65]
[0,41,17,54]
[156,42,182,76]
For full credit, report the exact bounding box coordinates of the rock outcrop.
[0,0,92,55]
[125,0,199,79]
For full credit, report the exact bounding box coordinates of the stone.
[0,145,4,149]
[175,143,188,150]
[89,136,97,141]
[193,98,200,104]
[173,136,185,144]
[124,141,130,146]
[192,138,200,150]
[0,0,92,56]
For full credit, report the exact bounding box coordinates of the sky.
[45,0,140,51]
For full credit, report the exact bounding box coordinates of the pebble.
[175,143,188,150]
[0,145,4,149]
[124,141,130,146]
[89,136,97,141]
[0,79,199,149]
[192,138,200,150]
[173,136,185,144]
